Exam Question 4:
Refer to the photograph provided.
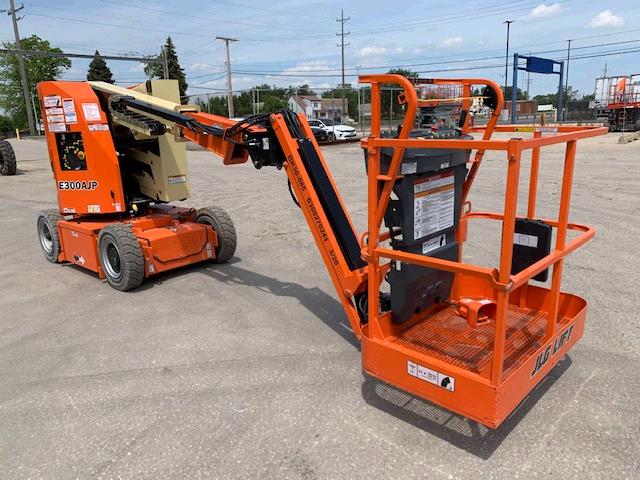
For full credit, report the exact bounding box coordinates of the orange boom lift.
[36,75,605,428]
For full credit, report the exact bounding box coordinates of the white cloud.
[412,47,423,55]
[359,46,386,57]
[440,37,463,47]
[281,60,336,75]
[188,62,220,72]
[526,3,565,19]
[128,63,145,73]
[394,47,404,54]
[588,10,624,28]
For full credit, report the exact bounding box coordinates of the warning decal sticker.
[422,233,446,254]
[413,172,455,240]
[48,123,66,133]
[407,360,455,392]
[43,95,61,108]
[81,103,102,121]
[63,98,78,124]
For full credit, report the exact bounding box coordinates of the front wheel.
[98,224,145,291]
[196,206,237,263]
[328,131,336,141]
[36,210,62,263]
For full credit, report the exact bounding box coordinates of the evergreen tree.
[87,50,115,83]
[145,37,188,102]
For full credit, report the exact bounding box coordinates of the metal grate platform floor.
[393,303,569,379]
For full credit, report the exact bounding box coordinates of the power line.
[226,39,640,76]
[227,46,640,79]
[98,0,331,34]
[0,48,158,62]
[210,0,335,20]
[347,0,572,36]
[26,12,214,38]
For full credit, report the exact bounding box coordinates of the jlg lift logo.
[58,180,99,191]
[530,324,575,377]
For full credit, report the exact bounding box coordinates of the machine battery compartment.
[511,218,552,282]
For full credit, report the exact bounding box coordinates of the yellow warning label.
[514,126,536,132]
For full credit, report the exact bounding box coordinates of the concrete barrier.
[618,131,640,144]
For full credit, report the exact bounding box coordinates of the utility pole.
[525,50,532,100]
[216,36,237,118]
[503,20,514,94]
[160,46,169,79]
[336,10,350,122]
[564,39,572,121]
[6,0,36,136]
[355,64,363,134]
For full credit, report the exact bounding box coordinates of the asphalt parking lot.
[0,134,638,479]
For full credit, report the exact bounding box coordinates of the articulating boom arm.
[105,90,369,338]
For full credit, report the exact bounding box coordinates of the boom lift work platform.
[36,75,606,428]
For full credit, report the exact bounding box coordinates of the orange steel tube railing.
[358,74,607,386]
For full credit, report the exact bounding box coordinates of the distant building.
[288,95,322,118]
[318,98,348,120]
[505,100,538,115]
[288,95,349,120]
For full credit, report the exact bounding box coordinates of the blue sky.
[5,0,639,98]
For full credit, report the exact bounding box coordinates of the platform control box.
[370,130,471,323]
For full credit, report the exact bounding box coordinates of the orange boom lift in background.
[36,75,606,428]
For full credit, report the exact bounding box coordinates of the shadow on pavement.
[193,260,360,349]
[106,257,572,460]
[361,355,573,460]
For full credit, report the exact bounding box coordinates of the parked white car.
[308,118,357,140]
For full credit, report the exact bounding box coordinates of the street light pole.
[564,39,572,121]
[503,20,514,94]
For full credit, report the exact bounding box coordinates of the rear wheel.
[36,210,62,263]
[0,140,17,175]
[196,206,237,263]
[98,224,144,291]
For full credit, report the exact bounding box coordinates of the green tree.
[145,37,188,101]
[0,35,71,129]
[294,84,315,96]
[387,68,419,79]
[87,50,114,83]
[262,96,287,112]
[0,115,14,134]
[503,86,527,101]
[533,86,581,107]
[233,90,254,116]
[199,95,227,116]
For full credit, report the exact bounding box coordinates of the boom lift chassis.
[37,75,606,428]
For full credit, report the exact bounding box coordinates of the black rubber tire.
[0,140,17,176]
[98,224,145,291]
[328,131,336,141]
[196,206,237,263]
[36,209,62,263]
